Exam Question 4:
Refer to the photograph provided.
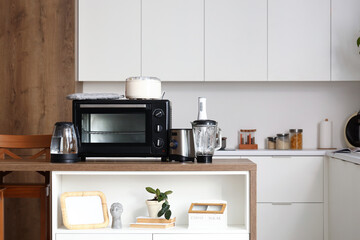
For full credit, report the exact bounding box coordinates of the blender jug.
[191,120,222,163]
[50,122,80,163]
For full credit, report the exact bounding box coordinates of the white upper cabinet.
[268,0,330,81]
[332,0,360,81]
[142,0,204,81]
[205,0,267,81]
[78,0,141,81]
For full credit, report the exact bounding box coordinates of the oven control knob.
[155,124,163,133]
[153,109,164,118]
[155,138,164,148]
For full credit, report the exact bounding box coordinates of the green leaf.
[157,204,170,217]
[157,194,165,202]
[164,190,173,195]
[162,202,167,208]
[156,188,160,198]
[357,37,360,48]
[145,187,156,194]
[165,210,172,220]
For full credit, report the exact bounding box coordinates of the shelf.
[55,224,248,234]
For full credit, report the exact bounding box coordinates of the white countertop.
[215,149,327,156]
[326,152,360,165]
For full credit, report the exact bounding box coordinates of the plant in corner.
[145,187,173,220]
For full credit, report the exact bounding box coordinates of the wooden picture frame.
[188,203,227,214]
[60,191,109,230]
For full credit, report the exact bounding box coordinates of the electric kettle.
[50,122,80,163]
[169,129,195,162]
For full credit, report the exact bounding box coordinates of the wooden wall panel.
[0,0,75,239]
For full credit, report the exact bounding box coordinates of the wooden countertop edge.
[0,159,256,171]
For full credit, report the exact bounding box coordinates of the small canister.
[290,129,303,150]
[276,133,290,150]
[267,137,276,149]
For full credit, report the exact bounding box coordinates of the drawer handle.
[271,202,292,205]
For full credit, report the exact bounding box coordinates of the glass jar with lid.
[290,129,303,149]
[267,137,276,149]
[276,133,290,150]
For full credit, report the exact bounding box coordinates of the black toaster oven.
[73,99,171,160]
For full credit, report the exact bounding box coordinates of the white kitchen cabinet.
[56,234,152,240]
[78,0,141,81]
[52,171,251,239]
[257,203,324,240]
[328,157,360,240]
[205,0,267,81]
[247,156,324,202]
[268,0,330,81]
[153,233,249,240]
[142,0,204,81]
[331,0,360,81]
[238,156,325,240]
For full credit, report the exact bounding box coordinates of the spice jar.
[276,133,290,150]
[267,137,276,149]
[240,129,256,144]
[290,129,303,150]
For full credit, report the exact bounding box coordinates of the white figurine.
[110,202,123,229]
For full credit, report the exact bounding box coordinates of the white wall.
[82,81,360,149]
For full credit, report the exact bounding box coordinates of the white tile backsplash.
[82,81,360,149]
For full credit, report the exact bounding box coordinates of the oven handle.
[79,104,147,108]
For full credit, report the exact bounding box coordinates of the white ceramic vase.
[146,200,164,218]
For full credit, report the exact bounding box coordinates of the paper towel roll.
[319,118,332,149]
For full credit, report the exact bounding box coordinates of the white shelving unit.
[52,171,250,240]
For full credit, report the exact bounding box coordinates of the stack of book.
[130,217,176,229]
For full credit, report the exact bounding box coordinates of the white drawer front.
[56,234,152,240]
[153,234,249,240]
[248,156,323,202]
[257,203,323,240]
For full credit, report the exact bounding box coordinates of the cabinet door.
[78,0,141,81]
[331,0,360,81]
[248,156,324,202]
[268,0,330,81]
[329,157,360,240]
[205,0,267,81]
[56,233,152,240]
[142,0,204,81]
[153,234,249,240]
[257,203,323,240]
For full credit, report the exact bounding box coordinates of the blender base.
[196,155,212,163]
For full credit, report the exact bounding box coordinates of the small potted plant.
[145,187,172,220]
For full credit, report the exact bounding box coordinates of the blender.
[191,97,222,163]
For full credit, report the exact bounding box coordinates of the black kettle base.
[51,154,80,163]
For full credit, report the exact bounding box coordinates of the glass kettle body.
[50,122,80,163]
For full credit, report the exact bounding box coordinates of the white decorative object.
[146,200,165,218]
[110,202,123,229]
[188,200,227,229]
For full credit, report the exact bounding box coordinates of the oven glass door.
[78,104,151,145]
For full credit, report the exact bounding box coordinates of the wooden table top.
[0,158,256,172]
